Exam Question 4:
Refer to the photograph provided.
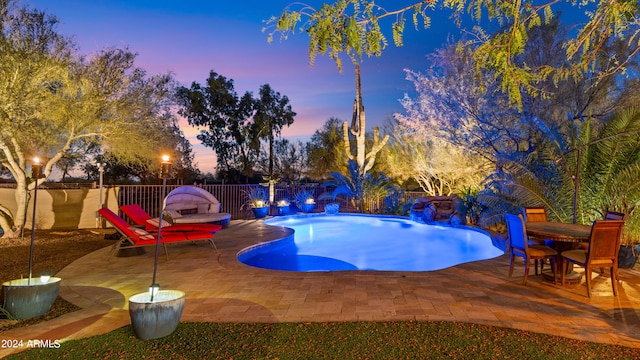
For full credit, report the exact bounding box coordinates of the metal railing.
[115,184,427,220]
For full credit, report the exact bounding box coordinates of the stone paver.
[1,219,640,357]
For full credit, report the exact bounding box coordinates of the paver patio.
[1,219,639,357]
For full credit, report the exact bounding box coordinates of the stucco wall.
[0,187,119,230]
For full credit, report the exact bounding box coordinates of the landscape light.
[149,283,160,297]
[160,155,171,179]
[32,157,43,179]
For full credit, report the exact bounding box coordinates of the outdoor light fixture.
[161,154,171,179]
[151,154,172,301]
[149,283,160,297]
[28,157,43,285]
[98,162,105,207]
[32,157,43,179]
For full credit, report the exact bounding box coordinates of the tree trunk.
[1,178,32,239]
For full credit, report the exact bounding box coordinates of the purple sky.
[23,1,502,173]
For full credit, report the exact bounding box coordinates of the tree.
[382,119,491,196]
[396,44,525,163]
[176,71,256,183]
[305,117,346,180]
[483,107,640,243]
[266,0,640,107]
[397,17,630,166]
[252,84,296,180]
[0,2,178,238]
[257,139,307,185]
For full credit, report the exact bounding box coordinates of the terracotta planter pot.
[2,277,61,319]
[129,290,185,340]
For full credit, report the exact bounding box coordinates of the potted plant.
[243,186,269,219]
[456,188,485,226]
[2,158,61,320]
[276,199,290,216]
[295,189,316,213]
[618,212,640,268]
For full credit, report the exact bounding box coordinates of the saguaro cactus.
[342,64,389,176]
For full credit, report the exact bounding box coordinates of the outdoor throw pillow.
[146,218,171,228]
[165,210,182,219]
[180,208,198,215]
[128,227,155,240]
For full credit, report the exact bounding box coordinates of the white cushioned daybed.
[164,186,231,227]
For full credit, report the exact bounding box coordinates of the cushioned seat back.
[98,207,155,243]
[505,213,528,255]
[98,208,137,236]
[120,204,152,224]
[604,211,626,220]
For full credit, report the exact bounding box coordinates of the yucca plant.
[322,159,393,212]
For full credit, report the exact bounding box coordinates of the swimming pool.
[238,214,503,272]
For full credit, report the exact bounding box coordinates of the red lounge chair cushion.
[120,204,222,233]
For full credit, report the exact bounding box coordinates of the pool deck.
[2,219,640,356]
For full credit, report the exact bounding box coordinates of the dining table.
[525,221,592,284]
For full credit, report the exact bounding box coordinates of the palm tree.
[484,107,640,244]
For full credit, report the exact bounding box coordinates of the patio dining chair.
[604,211,627,221]
[523,207,548,223]
[578,211,627,250]
[505,213,558,285]
[523,206,550,274]
[561,220,625,298]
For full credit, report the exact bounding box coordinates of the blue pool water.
[238,214,503,272]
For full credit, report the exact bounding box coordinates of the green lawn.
[8,321,640,359]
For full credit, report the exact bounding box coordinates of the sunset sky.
[25,0,464,173]
[25,1,586,174]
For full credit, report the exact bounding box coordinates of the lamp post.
[98,162,105,208]
[128,154,184,340]
[150,155,171,301]
[28,157,43,285]
[2,155,60,319]
[95,162,106,229]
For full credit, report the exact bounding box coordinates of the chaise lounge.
[120,204,222,233]
[98,208,217,257]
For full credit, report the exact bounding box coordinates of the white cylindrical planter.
[128,290,185,340]
[2,277,61,319]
